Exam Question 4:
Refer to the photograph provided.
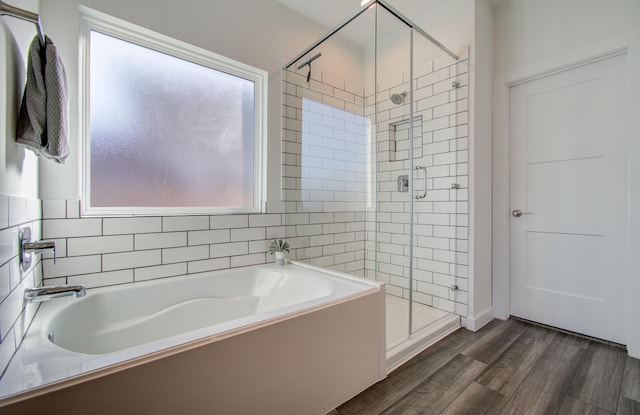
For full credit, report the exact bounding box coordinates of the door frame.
[491,32,640,357]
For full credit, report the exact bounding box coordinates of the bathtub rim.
[0,261,384,406]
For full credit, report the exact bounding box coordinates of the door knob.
[512,209,532,217]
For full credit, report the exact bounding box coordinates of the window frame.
[79,7,267,216]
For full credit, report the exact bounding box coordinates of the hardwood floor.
[333,319,640,415]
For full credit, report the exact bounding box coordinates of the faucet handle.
[19,228,56,271]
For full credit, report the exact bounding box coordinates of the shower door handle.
[415,166,427,199]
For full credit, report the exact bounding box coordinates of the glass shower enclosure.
[281,0,469,371]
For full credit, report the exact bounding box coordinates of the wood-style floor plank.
[498,337,585,415]
[333,319,640,415]
[567,342,626,413]
[617,395,640,415]
[558,395,612,415]
[439,381,507,415]
[336,329,475,415]
[620,356,640,402]
[381,354,487,415]
[461,318,528,365]
[475,324,557,397]
[560,333,592,349]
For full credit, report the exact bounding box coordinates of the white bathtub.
[0,262,385,415]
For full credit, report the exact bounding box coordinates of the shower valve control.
[397,175,409,192]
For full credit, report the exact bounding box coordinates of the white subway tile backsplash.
[103,250,160,272]
[0,195,8,230]
[135,263,187,282]
[210,242,248,258]
[163,216,209,232]
[231,227,265,242]
[162,245,208,264]
[66,200,80,219]
[248,240,269,254]
[188,257,230,274]
[266,226,289,239]
[249,214,281,228]
[0,286,22,342]
[187,229,229,246]
[103,217,161,235]
[0,327,16,374]
[42,200,66,219]
[44,218,102,239]
[210,215,248,229]
[43,255,102,278]
[7,257,21,291]
[68,235,133,256]
[0,227,18,266]
[68,270,133,288]
[231,253,265,268]
[8,197,26,227]
[136,232,187,250]
[0,263,10,304]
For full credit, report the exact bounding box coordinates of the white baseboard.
[464,307,494,331]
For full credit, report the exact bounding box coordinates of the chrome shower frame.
[283,0,458,70]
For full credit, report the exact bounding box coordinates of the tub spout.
[24,285,86,303]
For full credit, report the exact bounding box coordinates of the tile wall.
[368,53,470,316]
[281,68,371,276]
[282,52,470,317]
[0,194,43,377]
[39,200,286,288]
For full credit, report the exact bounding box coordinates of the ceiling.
[277,0,510,34]
[276,0,452,34]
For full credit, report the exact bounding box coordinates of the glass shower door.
[373,6,414,348]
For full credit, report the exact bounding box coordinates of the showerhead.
[390,91,407,105]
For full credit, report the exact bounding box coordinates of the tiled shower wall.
[282,52,470,317]
[0,195,42,377]
[39,200,286,288]
[368,54,470,316]
[281,68,370,276]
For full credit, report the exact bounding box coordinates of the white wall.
[27,1,371,290]
[0,0,44,379]
[492,0,640,356]
[418,0,494,329]
[37,0,362,209]
[0,0,39,198]
[469,0,493,330]
[493,0,640,77]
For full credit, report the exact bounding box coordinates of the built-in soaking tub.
[0,262,385,415]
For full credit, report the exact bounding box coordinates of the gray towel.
[16,35,69,164]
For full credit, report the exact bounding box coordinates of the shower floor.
[385,294,460,373]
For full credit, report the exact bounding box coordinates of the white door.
[509,53,628,344]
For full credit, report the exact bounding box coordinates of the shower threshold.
[385,294,460,373]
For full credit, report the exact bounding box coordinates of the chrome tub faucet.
[24,285,86,303]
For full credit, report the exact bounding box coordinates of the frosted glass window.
[83,24,265,214]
